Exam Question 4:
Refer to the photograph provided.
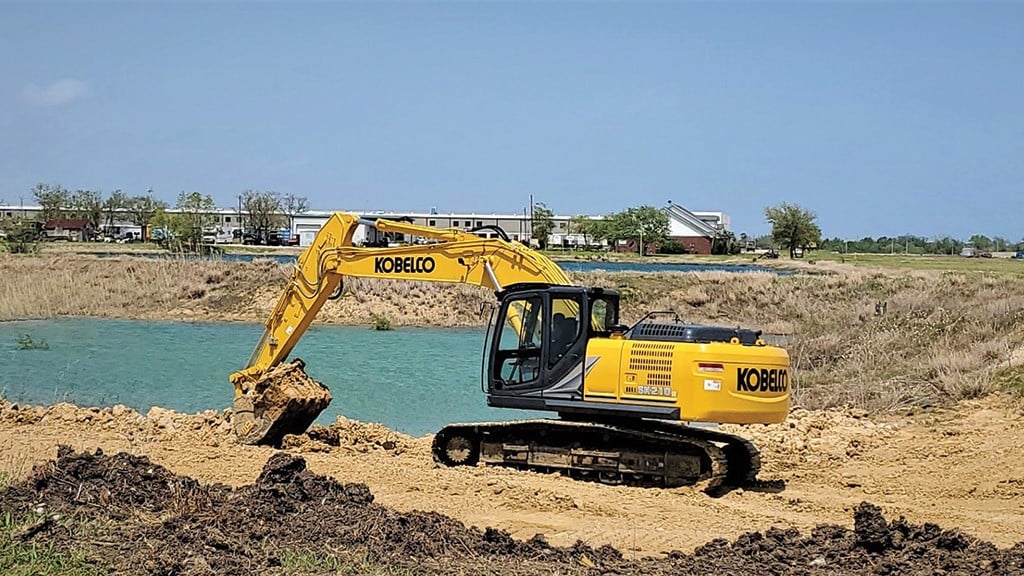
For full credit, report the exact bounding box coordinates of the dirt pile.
[3,447,616,575]
[644,502,1024,575]
[3,447,1022,575]
[283,415,421,454]
[726,406,902,475]
[0,398,235,446]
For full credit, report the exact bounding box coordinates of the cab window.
[590,296,618,333]
[494,296,544,386]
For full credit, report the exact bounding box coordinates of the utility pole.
[528,194,534,246]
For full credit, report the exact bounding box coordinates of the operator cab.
[485,284,619,410]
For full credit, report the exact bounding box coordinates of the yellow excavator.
[230,213,790,488]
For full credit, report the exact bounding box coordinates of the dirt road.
[2,394,1022,559]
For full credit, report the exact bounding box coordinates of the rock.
[145,406,179,430]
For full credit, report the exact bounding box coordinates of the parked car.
[1014,250,1024,260]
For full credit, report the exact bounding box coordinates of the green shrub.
[16,334,49,350]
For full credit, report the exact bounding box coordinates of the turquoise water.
[0,318,539,436]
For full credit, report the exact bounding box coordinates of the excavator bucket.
[232,360,332,446]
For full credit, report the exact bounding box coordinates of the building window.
[559,221,566,229]
[225,216,232,223]
[476,220,483,227]
[452,220,459,227]
[428,219,436,226]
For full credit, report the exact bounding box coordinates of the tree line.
[532,203,747,255]
[1,184,308,251]
[818,235,1021,255]
[6,185,1019,256]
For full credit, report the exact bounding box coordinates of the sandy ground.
[2,394,1022,557]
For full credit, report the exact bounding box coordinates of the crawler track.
[432,419,760,490]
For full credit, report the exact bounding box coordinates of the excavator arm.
[229,212,571,444]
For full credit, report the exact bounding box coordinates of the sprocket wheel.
[438,433,479,466]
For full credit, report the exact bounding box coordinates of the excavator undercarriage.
[432,419,760,490]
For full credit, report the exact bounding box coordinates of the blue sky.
[1,3,1021,239]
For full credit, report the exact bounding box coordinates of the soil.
[3,446,1022,575]
[2,394,1024,574]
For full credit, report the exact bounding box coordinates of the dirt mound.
[0,398,235,446]
[2,447,614,574]
[3,447,1022,575]
[648,502,1024,575]
[724,405,901,475]
[283,415,420,454]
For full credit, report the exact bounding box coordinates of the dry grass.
[0,254,284,321]
[588,267,1024,412]
[3,254,1024,413]
[0,254,500,326]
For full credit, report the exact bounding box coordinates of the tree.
[70,189,103,236]
[764,203,821,258]
[569,215,593,249]
[242,190,283,242]
[711,230,740,255]
[968,234,993,251]
[607,205,669,256]
[531,202,554,249]
[103,189,128,229]
[174,191,216,248]
[280,193,309,236]
[32,183,71,222]
[0,217,41,253]
[126,193,167,241]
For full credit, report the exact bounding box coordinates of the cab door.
[488,291,547,393]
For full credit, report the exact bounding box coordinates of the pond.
[0,318,535,437]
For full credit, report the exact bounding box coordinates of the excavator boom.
[229,213,571,444]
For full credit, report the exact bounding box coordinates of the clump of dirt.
[3,447,1022,575]
[282,415,420,454]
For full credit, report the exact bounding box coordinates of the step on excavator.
[229,213,790,490]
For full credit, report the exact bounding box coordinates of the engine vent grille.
[631,322,761,345]
[628,342,674,387]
